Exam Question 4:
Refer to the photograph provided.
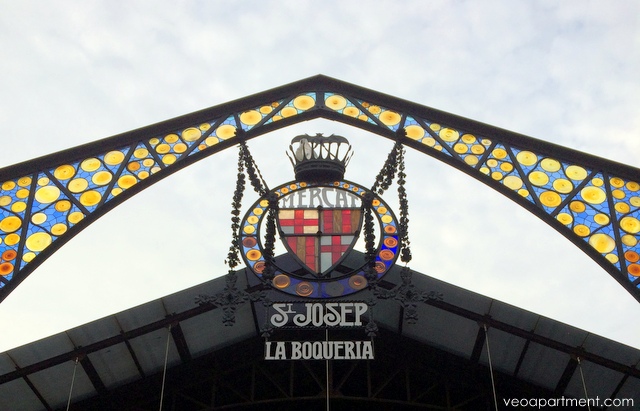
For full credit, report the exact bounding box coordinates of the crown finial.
[287,134,353,182]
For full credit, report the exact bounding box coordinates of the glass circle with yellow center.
[25,232,52,252]
[216,124,236,140]
[379,110,401,126]
[620,216,640,234]
[552,178,573,194]
[541,158,561,172]
[492,148,508,159]
[92,171,113,186]
[80,191,102,207]
[134,148,149,158]
[55,200,72,212]
[439,128,459,142]
[405,125,425,140]
[594,214,610,225]
[581,186,606,205]
[343,106,360,117]
[68,178,89,193]
[31,213,47,225]
[54,165,76,180]
[540,191,562,208]
[35,186,61,204]
[516,151,537,166]
[81,158,101,172]
[589,233,616,254]
[503,176,523,190]
[325,95,347,111]
[293,95,315,110]
[104,151,125,166]
[528,171,549,187]
[626,181,639,191]
[565,165,588,181]
[240,110,262,126]
[182,127,201,142]
[239,180,399,298]
[0,216,22,233]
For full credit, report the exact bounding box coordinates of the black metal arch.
[0,75,638,303]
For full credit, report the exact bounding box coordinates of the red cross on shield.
[278,207,362,276]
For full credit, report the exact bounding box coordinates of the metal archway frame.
[0,75,638,303]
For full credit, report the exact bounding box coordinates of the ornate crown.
[287,134,353,182]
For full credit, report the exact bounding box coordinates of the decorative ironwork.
[0,75,638,304]
[287,133,353,182]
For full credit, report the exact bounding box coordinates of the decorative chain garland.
[367,139,412,268]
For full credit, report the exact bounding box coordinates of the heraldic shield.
[278,207,362,277]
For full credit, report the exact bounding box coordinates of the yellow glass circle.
[540,158,561,172]
[259,105,273,114]
[35,186,61,204]
[574,224,590,237]
[79,190,102,207]
[16,189,29,199]
[503,176,523,190]
[592,177,604,187]
[68,211,84,224]
[240,110,262,125]
[486,159,498,168]
[11,202,26,213]
[0,216,22,233]
[18,177,31,187]
[464,155,479,166]
[405,125,425,140]
[142,158,155,167]
[22,252,35,263]
[247,216,259,225]
[439,128,460,142]
[199,123,210,131]
[162,154,177,165]
[173,143,187,153]
[626,181,639,191]
[500,162,513,172]
[430,123,441,132]
[246,249,262,261]
[471,145,485,155]
[4,234,20,246]
[55,200,71,212]
[569,201,586,213]
[516,151,537,166]
[461,134,476,144]
[612,189,625,200]
[492,148,508,159]
[0,196,11,206]
[557,213,573,225]
[565,165,588,180]
[423,137,436,147]
[377,206,388,214]
[133,148,149,158]
[243,225,256,234]
[343,106,359,117]
[149,138,160,145]
[325,95,347,110]
[54,165,76,180]
[622,234,637,247]
[253,207,264,216]
[594,213,610,225]
[104,151,125,166]
[156,143,171,154]
[182,127,201,142]
[81,158,101,172]
[581,186,606,204]
[92,171,113,186]
[589,233,616,254]
[381,215,393,224]
[540,191,562,207]
[37,177,49,186]
[68,178,89,193]
[138,171,149,180]
[260,199,270,207]
[606,254,619,264]
[1,181,16,190]
[610,177,624,188]
[51,223,67,236]
[615,202,630,213]
[552,178,573,194]
[215,124,236,140]
[529,171,549,186]
[630,197,640,207]
[25,232,52,252]
[379,110,401,126]
[620,216,640,234]
[453,143,468,154]
[280,106,297,117]
[164,134,179,144]
[31,213,47,225]
[491,171,503,181]
[118,175,138,189]
[128,162,140,172]
[293,95,315,110]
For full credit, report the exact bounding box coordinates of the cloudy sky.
[0,1,638,353]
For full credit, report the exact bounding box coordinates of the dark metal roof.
[1,254,638,410]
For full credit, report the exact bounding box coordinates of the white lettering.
[275,302,368,328]
[264,340,375,360]
[280,187,361,209]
